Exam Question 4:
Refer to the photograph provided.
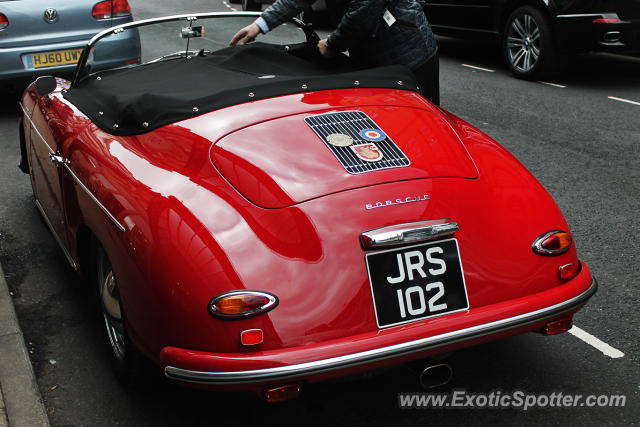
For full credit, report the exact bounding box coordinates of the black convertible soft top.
[64,43,419,136]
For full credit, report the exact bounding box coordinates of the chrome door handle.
[49,153,65,165]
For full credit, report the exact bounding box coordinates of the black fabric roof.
[63,43,419,136]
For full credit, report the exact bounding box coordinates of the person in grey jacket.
[229,0,440,105]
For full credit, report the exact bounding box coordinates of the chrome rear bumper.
[164,278,597,385]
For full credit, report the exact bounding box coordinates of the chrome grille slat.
[305,110,410,174]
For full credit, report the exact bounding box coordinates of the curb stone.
[0,261,50,427]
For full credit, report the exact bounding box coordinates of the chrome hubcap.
[100,269,126,361]
[506,13,541,72]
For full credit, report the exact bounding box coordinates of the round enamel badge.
[359,128,386,142]
[351,143,384,162]
[326,133,354,147]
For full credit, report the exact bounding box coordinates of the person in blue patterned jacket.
[229,0,440,105]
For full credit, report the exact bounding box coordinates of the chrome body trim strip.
[360,219,458,249]
[18,101,32,119]
[34,199,78,270]
[424,3,489,8]
[429,24,498,35]
[63,164,126,232]
[21,101,125,232]
[164,278,597,384]
[556,13,613,19]
[22,107,55,155]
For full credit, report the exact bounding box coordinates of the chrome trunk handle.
[360,219,459,249]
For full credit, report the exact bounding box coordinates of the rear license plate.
[366,238,469,328]
[27,48,83,69]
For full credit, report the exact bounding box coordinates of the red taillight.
[532,230,572,255]
[112,0,131,17]
[541,316,573,335]
[0,13,9,30]
[92,0,131,19]
[593,17,620,24]
[208,291,278,319]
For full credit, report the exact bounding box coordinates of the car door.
[27,97,74,264]
[423,0,494,34]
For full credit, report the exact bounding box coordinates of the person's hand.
[317,38,334,58]
[230,23,261,47]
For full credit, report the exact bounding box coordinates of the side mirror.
[34,75,57,96]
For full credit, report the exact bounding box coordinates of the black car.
[422,0,640,78]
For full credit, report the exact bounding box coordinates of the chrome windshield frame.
[70,11,265,88]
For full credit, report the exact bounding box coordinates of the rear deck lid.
[211,106,478,208]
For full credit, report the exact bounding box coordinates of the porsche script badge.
[365,194,430,210]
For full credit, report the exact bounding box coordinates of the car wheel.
[503,6,556,79]
[94,243,144,384]
[242,0,261,12]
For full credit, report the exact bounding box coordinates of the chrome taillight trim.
[532,230,572,256]
[208,290,278,320]
[360,219,459,249]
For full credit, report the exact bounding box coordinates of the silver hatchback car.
[1,0,140,89]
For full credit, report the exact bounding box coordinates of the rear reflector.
[241,329,263,346]
[264,384,301,402]
[92,0,132,19]
[541,316,573,335]
[532,230,572,256]
[559,263,579,280]
[593,17,620,24]
[0,13,8,30]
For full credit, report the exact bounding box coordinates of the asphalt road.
[0,0,638,425]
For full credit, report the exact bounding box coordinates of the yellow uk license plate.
[28,48,83,69]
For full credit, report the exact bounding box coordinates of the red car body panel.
[20,80,595,395]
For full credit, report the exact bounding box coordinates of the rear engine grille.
[305,110,410,174]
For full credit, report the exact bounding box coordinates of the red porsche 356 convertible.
[18,12,595,401]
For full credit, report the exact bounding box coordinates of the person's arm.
[326,0,386,53]
[230,0,315,47]
[229,22,262,47]
[260,0,315,30]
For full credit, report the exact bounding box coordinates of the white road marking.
[569,326,625,359]
[461,64,495,73]
[608,96,640,106]
[222,1,237,10]
[538,81,566,88]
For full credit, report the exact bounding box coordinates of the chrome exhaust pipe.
[419,363,452,389]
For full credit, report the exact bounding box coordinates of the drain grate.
[305,110,410,174]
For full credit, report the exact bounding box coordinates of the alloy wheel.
[98,254,127,361]
[506,13,541,73]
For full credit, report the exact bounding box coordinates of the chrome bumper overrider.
[164,279,597,385]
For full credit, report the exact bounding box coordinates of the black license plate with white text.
[365,239,469,328]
